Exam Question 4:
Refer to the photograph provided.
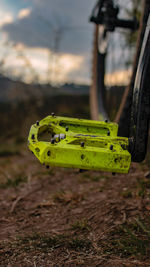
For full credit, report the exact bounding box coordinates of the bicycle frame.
[90,0,139,122]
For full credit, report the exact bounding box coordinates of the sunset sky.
[0,0,132,85]
[0,0,95,84]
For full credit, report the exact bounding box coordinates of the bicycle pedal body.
[28,115,131,173]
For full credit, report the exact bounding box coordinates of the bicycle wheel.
[116,0,150,136]
[90,0,149,137]
[129,12,150,162]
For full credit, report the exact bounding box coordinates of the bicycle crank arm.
[28,115,131,173]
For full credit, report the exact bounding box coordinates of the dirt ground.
[1,141,150,266]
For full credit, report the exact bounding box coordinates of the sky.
[0,0,133,85]
[0,0,95,84]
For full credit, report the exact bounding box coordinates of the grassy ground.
[0,139,150,266]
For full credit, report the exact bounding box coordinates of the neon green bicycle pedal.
[28,115,131,173]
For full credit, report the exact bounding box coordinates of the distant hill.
[0,75,126,138]
[0,75,89,103]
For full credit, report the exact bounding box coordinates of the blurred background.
[0,0,140,142]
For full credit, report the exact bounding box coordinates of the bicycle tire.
[129,13,150,162]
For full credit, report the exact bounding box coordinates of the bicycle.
[90,0,150,162]
[28,0,150,173]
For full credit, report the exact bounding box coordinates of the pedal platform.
[28,115,131,173]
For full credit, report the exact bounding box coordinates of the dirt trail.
[0,145,150,266]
